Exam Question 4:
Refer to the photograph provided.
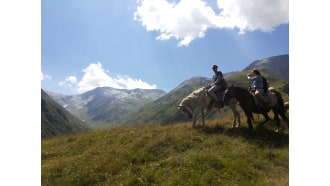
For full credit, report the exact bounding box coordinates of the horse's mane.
[187,87,205,98]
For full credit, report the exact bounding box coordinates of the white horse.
[177,87,240,128]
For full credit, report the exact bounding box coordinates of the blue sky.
[41,0,289,95]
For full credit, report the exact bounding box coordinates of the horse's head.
[177,87,208,119]
[223,84,234,104]
[177,105,193,119]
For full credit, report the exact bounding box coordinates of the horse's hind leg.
[279,110,289,128]
[272,110,281,132]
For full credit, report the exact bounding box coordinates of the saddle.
[250,91,271,112]
[207,88,225,109]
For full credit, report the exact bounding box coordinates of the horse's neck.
[234,88,251,100]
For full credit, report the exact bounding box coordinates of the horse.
[223,85,288,132]
[177,87,241,128]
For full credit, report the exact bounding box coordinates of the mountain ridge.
[243,54,288,81]
[44,54,288,128]
[46,87,167,126]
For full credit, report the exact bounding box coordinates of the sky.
[41,0,289,95]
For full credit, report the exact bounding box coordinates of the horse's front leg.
[232,108,241,128]
[192,111,197,128]
[192,115,197,128]
[262,113,271,123]
[237,110,241,128]
[246,112,254,130]
[201,110,205,126]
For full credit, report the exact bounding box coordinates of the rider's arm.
[247,75,256,80]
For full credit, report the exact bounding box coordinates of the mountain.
[243,54,289,81]
[47,87,166,127]
[41,89,89,138]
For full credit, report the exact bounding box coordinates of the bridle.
[177,105,193,118]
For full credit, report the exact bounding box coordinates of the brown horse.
[223,85,288,132]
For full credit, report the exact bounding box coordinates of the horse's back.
[267,87,280,98]
[180,87,209,107]
[266,87,284,106]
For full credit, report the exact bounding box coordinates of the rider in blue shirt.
[207,64,226,108]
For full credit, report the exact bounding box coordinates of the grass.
[42,115,289,186]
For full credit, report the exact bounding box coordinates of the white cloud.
[134,0,288,46]
[41,71,52,81]
[59,62,157,93]
[115,75,157,90]
[58,76,78,88]
[217,0,289,34]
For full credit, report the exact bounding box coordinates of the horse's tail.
[269,88,287,119]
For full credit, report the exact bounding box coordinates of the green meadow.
[42,115,289,186]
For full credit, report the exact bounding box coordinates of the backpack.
[262,76,269,92]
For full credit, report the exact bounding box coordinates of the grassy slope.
[42,115,289,186]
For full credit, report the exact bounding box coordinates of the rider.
[207,64,226,108]
[247,69,270,110]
